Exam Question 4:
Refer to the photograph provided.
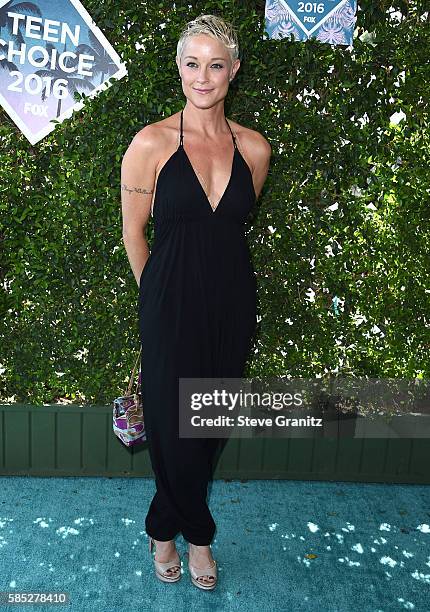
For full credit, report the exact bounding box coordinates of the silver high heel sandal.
[187,547,218,591]
[149,537,181,583]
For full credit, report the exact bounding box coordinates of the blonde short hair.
[177,14,239,64]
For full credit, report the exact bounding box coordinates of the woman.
[121,14,271,590]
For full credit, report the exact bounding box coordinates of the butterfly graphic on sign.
[265,0,357,45]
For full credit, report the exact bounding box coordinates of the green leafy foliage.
[0,1,429,404]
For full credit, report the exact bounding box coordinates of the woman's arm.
[236,127,271,200]
[121,126,159,286]
[249,131,272,200]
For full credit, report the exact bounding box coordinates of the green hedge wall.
[1,0,429,404]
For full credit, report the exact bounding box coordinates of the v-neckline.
[179,109,238,214]
[181,145,237,214]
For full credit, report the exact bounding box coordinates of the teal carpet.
[0,476,429,611]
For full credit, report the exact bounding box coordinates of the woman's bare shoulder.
[132,113,181,152]
[228,118,272,171]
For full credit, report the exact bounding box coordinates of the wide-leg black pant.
[138,235,255,546]
[144,433,220,545]
[140,337,221,546]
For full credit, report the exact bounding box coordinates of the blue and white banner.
[265,0,358,45]
[0,0,127,144]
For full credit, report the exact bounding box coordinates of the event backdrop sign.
[0,0,127,144]
[265,0,358,45]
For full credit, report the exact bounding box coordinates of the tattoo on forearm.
[121,183,153,195]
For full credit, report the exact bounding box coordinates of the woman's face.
[177,34,239,106]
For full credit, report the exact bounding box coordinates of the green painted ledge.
[0,404,429,484]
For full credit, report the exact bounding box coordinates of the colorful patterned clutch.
[113,346,146,447]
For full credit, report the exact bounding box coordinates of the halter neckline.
[177,108,239,213]
[149,111,256,218]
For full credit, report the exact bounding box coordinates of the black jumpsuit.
[138,108,257,546]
